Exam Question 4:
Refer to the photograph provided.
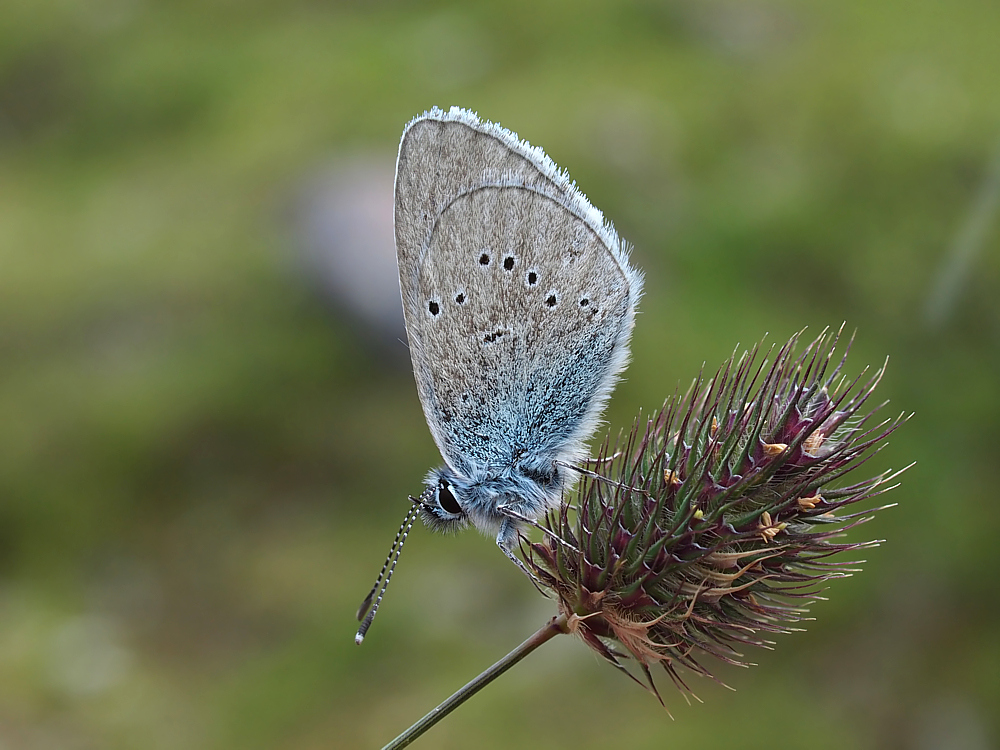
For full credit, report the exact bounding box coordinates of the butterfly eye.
[437,480,462,515]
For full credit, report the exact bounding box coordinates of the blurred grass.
[1,0,999,748]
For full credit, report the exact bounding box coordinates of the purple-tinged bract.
[526,327,910,703]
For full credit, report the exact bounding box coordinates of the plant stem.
[382,613,570,749]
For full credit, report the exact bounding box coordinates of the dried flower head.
[525,327,910,704]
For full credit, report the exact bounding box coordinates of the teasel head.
[526,326,911,704]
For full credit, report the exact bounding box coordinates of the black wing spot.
[455,292,465,304]
[483,329,506,343]
[428,300,440,315]
[479,252,490,265]
[503,256,515,271]
[545,293,557,307]
[579,297,589,307]
[527,271,538,285]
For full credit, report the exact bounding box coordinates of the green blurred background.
[2,1,998,748]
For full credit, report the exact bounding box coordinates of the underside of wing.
[394,108,643,478]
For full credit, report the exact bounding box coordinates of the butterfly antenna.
[355,500,421,645]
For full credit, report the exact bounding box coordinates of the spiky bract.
[526,327,909,703]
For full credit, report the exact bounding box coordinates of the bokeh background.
[2,1,999,748]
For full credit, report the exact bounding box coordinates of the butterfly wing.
[395,107,643,480]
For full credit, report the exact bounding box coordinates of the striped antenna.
[355,491,430,644]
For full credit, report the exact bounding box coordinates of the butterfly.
[357,107,642,643]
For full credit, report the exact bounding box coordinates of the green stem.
[382,613,570,749]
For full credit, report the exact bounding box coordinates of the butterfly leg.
[582,451,622,466]
[496,518,546,590]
